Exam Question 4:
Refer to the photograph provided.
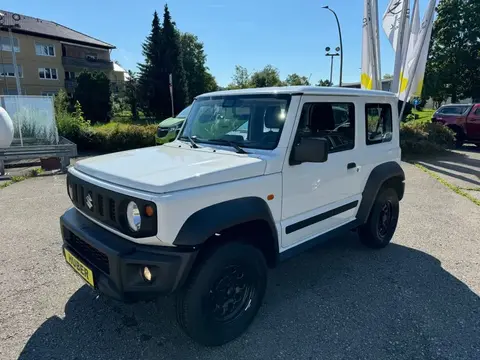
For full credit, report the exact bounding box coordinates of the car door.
[466,104,480,140]
[280,96,363,250]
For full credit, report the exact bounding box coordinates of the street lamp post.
[322,6,343,87]
[0,12,22,95]
[324,47,339,85]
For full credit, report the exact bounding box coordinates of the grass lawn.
[411,108,435,124]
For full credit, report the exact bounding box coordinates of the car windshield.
[439,105,470,115]
[176,105,192,118]
[180,94,291,150]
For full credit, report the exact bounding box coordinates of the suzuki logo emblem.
[85,193,94,210]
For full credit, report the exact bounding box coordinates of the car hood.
[73,145,266,193]
[158,117,184,128]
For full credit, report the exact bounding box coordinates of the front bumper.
[60,207,198,302]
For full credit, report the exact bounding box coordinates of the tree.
[228,65,250,89]
[316,79,333,87]
[74,71,112,123]
[162,4,189,114]
[180,33,218,97]
[249,65,284,88]
[138,11,165,118]
[424,0,480,103]
[383,74,393,80]
[125,70,139,120]
[285,73,310,86]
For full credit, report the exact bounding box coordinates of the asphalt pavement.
[0,163,479,360]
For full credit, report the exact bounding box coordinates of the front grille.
[157,128,169,138]
[66,173,158,238]
[65,229,110,274]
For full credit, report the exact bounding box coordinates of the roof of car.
[197,86,397,98]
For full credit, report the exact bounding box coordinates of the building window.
[0,64,23,77]
[35,43,55,57]
[65,71,75,80]
[0,36,20,52]
[39,68,58,80]
[365,103,393,145]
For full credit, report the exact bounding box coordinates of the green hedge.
[400,121,455,157]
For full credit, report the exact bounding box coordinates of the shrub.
[56,101,90,139]
[400,121,455,157]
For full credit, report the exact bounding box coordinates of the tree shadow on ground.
[18,234,480,360]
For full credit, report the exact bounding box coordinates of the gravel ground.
[0,163,479,360]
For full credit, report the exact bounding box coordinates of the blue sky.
[3,0,430,86]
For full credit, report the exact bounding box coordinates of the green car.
[155,105,192,145]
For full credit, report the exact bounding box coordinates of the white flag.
[383,0,410,93]
[398,0,436,101]
[399,0,420,96]
[361,0,381,90]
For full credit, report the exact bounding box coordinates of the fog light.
[143,266,152,282]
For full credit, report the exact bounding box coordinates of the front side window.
[180,94,291,150]
[295,102,355,153]
[38,68,58,80]
[0,36,20,52]
[0,64,23,77]
[365,103,393,145]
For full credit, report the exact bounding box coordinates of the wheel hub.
[378,200,393,238]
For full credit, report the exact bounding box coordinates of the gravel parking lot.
[0,162,479,360]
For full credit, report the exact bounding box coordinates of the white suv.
[61,86,405,346]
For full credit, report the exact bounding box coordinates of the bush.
[400,121,455,157]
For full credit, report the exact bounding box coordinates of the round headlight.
[67,183,73,199]
[127,201,141,231]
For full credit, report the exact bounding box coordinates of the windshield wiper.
[179,136,199,149]
[207,139,248,154]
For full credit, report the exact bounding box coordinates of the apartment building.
[0,10,128,96]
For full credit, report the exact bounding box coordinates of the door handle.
[347,162,357,169]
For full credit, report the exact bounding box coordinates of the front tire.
[358,187,399,249]
[175,241,267,346]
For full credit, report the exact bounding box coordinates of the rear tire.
[175,241,267,346]
[358,187,399,249]
[453,129,465,148]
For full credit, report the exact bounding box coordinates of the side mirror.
[291,137,329,164]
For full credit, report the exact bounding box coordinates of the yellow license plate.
[64,249,95,287]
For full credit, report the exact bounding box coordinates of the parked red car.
[432,103,480,148]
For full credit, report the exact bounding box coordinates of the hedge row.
[58,113,455,157]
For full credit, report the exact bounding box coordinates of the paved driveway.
[0,163,479,360]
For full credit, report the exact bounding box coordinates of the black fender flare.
[356,161,405,224]
[173,197,279,250]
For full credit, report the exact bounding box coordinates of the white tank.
[0,106,14,148]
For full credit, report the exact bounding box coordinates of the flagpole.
[169,73,174,118]
[392,1,409,93]
[399,1,436,120]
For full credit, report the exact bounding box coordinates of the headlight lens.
[126,201,141,231]
[67,182,73,200]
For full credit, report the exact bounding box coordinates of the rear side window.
[365,104,392,145]
[474,107,480,115]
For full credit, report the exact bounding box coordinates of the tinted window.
[439,106,469,115]
[365,104,393,145]
[296,102,355,153]
[474,107,480,115]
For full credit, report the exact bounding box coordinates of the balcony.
[65,79,77,93]
[62,56,114,71]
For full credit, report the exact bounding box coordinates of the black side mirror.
[291,137,329,165]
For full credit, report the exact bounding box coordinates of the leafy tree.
[383,74,393,80]
[316,79,333,87]
[285,73,310,86]
[249,65,284,88]
[125,70,139,120]
[424,0,480,102]
[138,11,164,118]
[74,71,112,123]
[180,33,218,97]
[228,65,251,89]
